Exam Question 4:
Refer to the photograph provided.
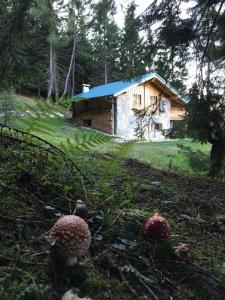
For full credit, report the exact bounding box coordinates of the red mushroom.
[50,215,91,265]
[144,212,170,240]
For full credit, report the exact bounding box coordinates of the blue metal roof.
[73,72,186,102]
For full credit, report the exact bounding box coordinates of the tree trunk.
[37,81,41,97]
[71,102,76,119]
[53,48,59,102]
[209,135,225,178]
[63,32,76,96]
[104,60,108,84]
[48,44,54,99]
[71,55,75,96]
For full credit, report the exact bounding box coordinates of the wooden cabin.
[72,73,187,140]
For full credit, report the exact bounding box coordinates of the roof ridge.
[73,72,186,103]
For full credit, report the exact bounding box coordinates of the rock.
[62,290,92,300]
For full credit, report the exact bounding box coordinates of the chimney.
[82,84,91,93]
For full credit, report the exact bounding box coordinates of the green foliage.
[13,99,65,135]
[0,1,33,88]
[142,0,189,93]
[0,89,15,126]
[114,1,145,81]
[89,0,120,85]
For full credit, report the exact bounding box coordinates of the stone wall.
[73,99,113,134]
[116,93,137,140]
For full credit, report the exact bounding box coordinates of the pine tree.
[142,0,189,93]
[187,1,225,177]
[115,1,145,81]
[89,0,120,85]
[0,0,33,89]
[74,13,93,93]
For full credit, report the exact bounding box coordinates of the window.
[133,94,142,105]
[83,119,92,127]
[160,100,168,113]
[154,123,163,131]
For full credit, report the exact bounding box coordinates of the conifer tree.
[187,1,225,177]
[0,0,33,89]
[89,0,120,85]
[142,0,189,93]
[33,0,66,100]
[115,1,145,80]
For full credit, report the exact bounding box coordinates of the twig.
[138,277,159,300]
[118,269,137,296]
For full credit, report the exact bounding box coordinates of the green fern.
[0,89,15,126]
[13,98,65,135]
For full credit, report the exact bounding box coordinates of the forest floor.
[0,125,225,300]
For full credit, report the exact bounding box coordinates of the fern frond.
[13,98,65,135]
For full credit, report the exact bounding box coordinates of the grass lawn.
[130,140,211,176]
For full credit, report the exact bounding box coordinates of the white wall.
[116,94,171,141]
[116,93,136,140]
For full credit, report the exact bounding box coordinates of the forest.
[1,0,225,299]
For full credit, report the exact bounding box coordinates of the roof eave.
[113,73,187,105]
[72,94,113,102]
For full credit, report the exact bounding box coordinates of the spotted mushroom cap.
[50,215,91,260]
[144,212,170,240]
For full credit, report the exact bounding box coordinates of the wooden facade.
[128,79,186,120]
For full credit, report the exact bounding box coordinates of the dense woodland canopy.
[0,0,224,96]
[0,0,190,96]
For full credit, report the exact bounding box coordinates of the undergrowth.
[0,126,225,300]
[0,97,225,299]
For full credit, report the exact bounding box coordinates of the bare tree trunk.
[209,134,225,178]
[53,47,59,102]
[63,32,77,96]
[71,54,75,96]
[104,60,108,84]
[48,44,54,99]
[37,81,41,97]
